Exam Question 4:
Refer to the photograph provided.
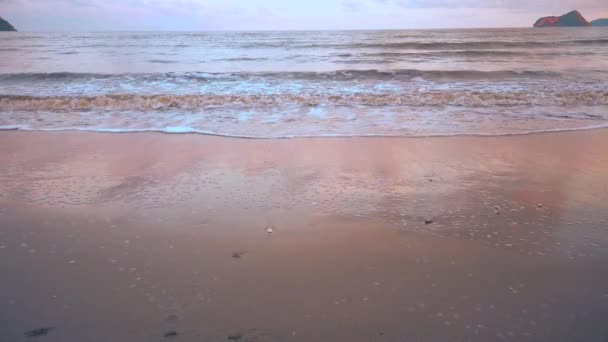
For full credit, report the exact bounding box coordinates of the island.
[534,10,590,27]
[0,16,17,31]
[591,19,608,26]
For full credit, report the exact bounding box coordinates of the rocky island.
[534,10,590,27]
[591,19,608,26]
[0,16,17,31]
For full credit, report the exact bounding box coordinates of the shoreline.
[2,124,608,140]
[1,128,608,341]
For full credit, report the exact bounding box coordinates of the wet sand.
[1,130,608,341]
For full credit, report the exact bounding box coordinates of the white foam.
[162,126,197,134]
[1,91,607,110]
[3,123,608,140]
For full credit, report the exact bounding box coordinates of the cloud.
[342,1,364,12]
[385,0,608,10]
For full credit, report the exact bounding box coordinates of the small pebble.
[24,327,54,338]
[163,331,178,338]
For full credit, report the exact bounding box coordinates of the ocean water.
[0,28,607,138]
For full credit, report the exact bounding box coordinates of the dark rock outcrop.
[0,17,17,31]
[534,10,590,27]
[591,19,608,27]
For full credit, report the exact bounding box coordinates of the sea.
[0,28,607,138]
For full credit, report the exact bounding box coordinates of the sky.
[1,0,608,31]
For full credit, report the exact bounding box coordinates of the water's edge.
[3,123,608,140]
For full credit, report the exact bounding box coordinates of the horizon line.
[1,26,555,33]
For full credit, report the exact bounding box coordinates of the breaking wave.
[0,69,572,83]
[1,91,607,110]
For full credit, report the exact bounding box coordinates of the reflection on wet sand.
[0,130,607,341]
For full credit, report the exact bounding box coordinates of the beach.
[1,27,608,341]
[1,129,607,341]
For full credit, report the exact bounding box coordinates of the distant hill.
[0,17,17,31]
[534,10,590,27]
[590,19,608,27]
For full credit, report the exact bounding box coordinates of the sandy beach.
[1,129,608,341]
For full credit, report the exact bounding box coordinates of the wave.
[355,50,602,58]
[0,72,115,81]
[351,39,608,50]
[242,39,608,50]
[147,59,177,64]
[3,123,608,140]
[1,91,606,110]
[221,57,270,62]
[0,69,570,83]
[360,50,532,58]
